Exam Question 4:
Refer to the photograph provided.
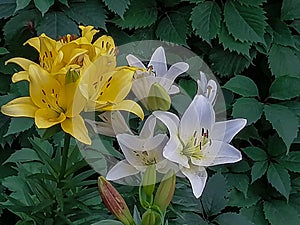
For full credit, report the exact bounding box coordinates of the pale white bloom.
[153,95,246,198]
[197,71,217,105]
[106,115,177,181]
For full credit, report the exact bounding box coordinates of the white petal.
[163,136,189,168]
[85,119,115,137]
[211,119,247,143]
[148,46,167,76]
[111,111,133,135]
[168,85,180,95]
[126,54,146,69]
[106,160,139,180]
[179,95,215,144]
[197,71,208,95]
[153,111,180,136]
[144,134,168,152]
[194,140,242,167]
[140,115,156,139]
[181,166,208,198]
[206,79,217,104]
[117,133,144,150]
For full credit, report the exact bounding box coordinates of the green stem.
[59,132,71,183]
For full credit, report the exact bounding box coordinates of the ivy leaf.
[269,75,300,100]
[279,152,300,173]
[201,173,228,216]
[263,200,300,225]
[232,98,263,124]
[114,0,157,29]
[281,0,300,20]
[251,161,268,183]
[36,11,79,39]
[242,147,268,161]
[224,0,266,43]
[64,0,106,30]
[223,75,259,97]
[5,117,34,137]
[240,204,268,225]
[267,163,291,200]
[0,0,16,19]
[269,19,295,48]
[190,1,221,42]
[214,213,254,225]
[218,22,251,57]
[268,44,300,77]
[15,0,31,12]
[34,0,54,16]
[103,0,130,17]
[156,13,187,45]
[264,104,298,151]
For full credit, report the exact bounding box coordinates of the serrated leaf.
[242,147,268,161]
[214,213,254,225]
[114,0,157,29]
[15,0,31,12]
[268,44,300,77]
[290,20,300,34]
[201,173,228,216]
[224,0,266,43]
[103,0,130,17]
[279,152,300,172]
[34,0,54,16]
[5,117,34,137]
[267,163,291,199]
[156,13,187,45]
[232,98,263,124]
[209,47,256,76]
[269,19,295,48]
[270,76,300,100]
[236,125,262,142]
[174,212,208,225]
[240,204,268,225]
[251,161,268,183]
[0,0,16,19]
[263,200,300,225]
[4,148,40,164]
[219,22,251,57]
[226,174,249,197]
[64,0,106,30]
[281,0,300,20]
[264,104,298,150]
[36,11,78,39]
[267,134,287,157]
[191,1,221,42]
[224,75,259,97]
[228,188,260,208]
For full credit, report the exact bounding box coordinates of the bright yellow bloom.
[1,64,91,145]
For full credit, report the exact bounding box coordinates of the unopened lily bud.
[65,68,80,84]
[147,82,171,111]
[153,170,176,212]
[98,176,136,225]
[142,164,156,197]
[141,209,161,225]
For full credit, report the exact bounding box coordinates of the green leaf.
[223,75,259,97]
[59,0,69,6]
[264,104,298,150]
[103,0,130,17]
[191,1,221,42]
[15,0,31,12]
[251,161,268,183]
[201,173,228,216]
[240,204,268,225]
[236,125,262,142]
[34,0,54,16]
[214,213,254,225]
[218,22,251,57]
[263,200,300,225]
[290,20,300,34]
[228,188,260,208]
[224,0,266,43]
[269,19,295,48]
[4,148,40,164]
[232,98,263,124]
[5,117,34,137]
[279,152,300,172]
[235,0,267,6]
[0,47,9,55]
[267,134,287,157]
[36,11,79,39]
[281,0,300,20]
[80,149,107,175]
[242,147,268,161]
[92,220,123,225]
[174,212,208,225]
[156,13,187,45]
[270,76,300,100]
[268,44,300,77]
[280,100,300,117]
[114,0,157,29]
[0,0,16,19]
[64,0,106,30]
[226,174,249,197]
[267,163,291,199]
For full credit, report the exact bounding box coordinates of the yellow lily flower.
[1,64,91,145]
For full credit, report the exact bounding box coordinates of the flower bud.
[141,209,161,225]
[147,82,171,111]
[65,68,80,84]
[98,176,136,225]
[142,164,156,197]
[153,170,176,212]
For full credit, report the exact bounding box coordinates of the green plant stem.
[59,132,71,183]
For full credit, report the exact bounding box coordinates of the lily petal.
[35,108,66,128]
[148,46,167,76]
[106,160,139,181]
[1,97,38,118]
[5,57,38,71]
[126,54,146,69]
[139,114,156,139]
[153,111,180,137]
[12,71,30,83]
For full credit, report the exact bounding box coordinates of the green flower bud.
[139,165,156,209]
[147,82,171,111]
[65,68,80,84]
[141,209,161,225]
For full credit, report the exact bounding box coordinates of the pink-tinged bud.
[98,176,136,225]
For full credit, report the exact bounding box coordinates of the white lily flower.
[153,95,246,198]
[197,71,217,105]
[126,47,189,109]
[106,115,177,181]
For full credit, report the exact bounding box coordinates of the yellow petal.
[5,57,38,70]
[1,97,38,118]
[61,116,91,145]
[93,35,116,56]
[12,71,30,83]
[35,108,66,128]
[24,36,40,52]
[79,25,99,43]
[98,100,144,120]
